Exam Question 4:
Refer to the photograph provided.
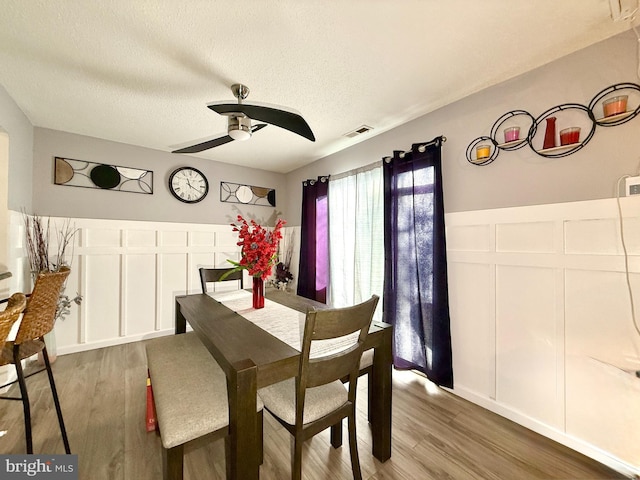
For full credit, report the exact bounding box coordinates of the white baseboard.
[55,329,175,355]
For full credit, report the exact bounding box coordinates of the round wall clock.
[168,167,209,203]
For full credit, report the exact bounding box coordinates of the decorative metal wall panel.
[220,181,276,206]
[54,156,153,194]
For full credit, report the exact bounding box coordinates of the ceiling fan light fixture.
[228,116,252,141]
[229,128,251,141]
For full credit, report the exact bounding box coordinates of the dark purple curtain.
[297,176,329,303]
[383,137,453,388]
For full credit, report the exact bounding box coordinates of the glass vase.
[252,276,265,309]
[542,116,557,150]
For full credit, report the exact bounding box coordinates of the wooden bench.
[146,332,263,480]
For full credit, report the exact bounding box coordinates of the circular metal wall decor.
[465,81,640,165]
[589,82,640,127]
[490,110,535,152]
[466,136,498,166]
[529,103,596,158]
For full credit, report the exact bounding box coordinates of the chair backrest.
[297,295,379,417]
[15,267,70,345]
[0,293,28,348]
[199,267,244,293]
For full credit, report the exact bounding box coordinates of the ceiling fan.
[172,84,315,154]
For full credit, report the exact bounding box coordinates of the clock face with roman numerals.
[168,167,209,204]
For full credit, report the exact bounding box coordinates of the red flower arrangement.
[227,215,286,280]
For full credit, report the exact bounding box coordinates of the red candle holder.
[559,127,580,146]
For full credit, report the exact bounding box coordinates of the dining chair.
[0,267,71,454]
[349,348,374,424]
[199,267,244,293]
[258,295,379,480]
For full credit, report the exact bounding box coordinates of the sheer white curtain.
[328,163,384,319]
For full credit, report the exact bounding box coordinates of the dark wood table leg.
[175,298,186,334]
[227,359,259,480]
[370,325,392,462]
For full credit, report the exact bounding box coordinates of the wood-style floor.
[0,340,628,479]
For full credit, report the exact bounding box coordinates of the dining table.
[174,287,393,480]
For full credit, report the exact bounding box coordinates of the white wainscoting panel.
[85,227,121,248]
[126,229,156,248]
[85,253,121,342]
[565,218,622,255]
[495,264,562,428]
[6,212,250,354]
[565,268,640,467]
[162,230,188,247]
[191,231,215,247]
[446,197,640,477]
[448,261,495,399]
[159,253,187,332]
[496,221,556,253]
[190,252,214,288]
[216,230,240,248]
[446,224,492,252]
[124,254,156,336]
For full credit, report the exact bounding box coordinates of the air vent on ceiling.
[343,125,374,138]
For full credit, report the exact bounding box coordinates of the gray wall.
[0,84,34,211]
[33,128,288,226]
[285,30,640,225]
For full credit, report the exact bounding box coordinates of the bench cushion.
[146,332,262,449]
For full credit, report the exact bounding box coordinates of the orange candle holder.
[476,144,491,160]
[603,95,628,117]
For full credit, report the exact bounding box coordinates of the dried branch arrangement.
[24,213,50,274]
[23,213,78,274]
[53,218,78,271]
[23,212,82,321]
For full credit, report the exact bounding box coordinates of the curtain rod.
[383,135,446,161]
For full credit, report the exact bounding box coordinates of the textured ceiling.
[0,1,633,173]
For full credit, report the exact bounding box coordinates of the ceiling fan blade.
[171,124,267,154]
[208,103,315,142]
[251,123,268,133]
[172,135,233,153]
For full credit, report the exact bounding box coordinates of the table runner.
[210,289,306,350]
[209,290,357,356]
